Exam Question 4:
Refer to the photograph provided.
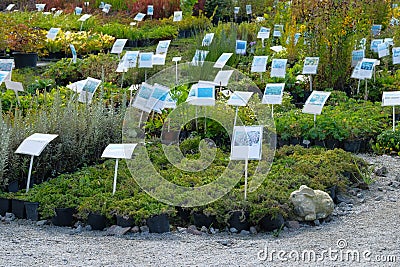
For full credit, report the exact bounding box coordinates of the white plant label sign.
[147,5,154,16]
[227,91,253,106]
[393,47,400,64]
[102,144,137,159]
[111,39,128,54]
[156,40,171,55]
[262,83,285,105]
[251,56,268,73]
[351,49,365,67]
[186,81,216,106]
[302,91,331,115]
[134,12,146,21]
[235,40,247,55]
[214,70,234,86]
[132,82,154,113]
[257,27,270,39]
[173,11,182,22]
[15,133,58,156]
[231,126,263,160]
[202,33,214,46]
[270,59,288,78]
[146,83,170,112]
[382,91,400,106]
[78,77,101,104]
[302,57,319,75]
[46,28,61,40]
[139,52,153,68]
[213,53,232,69]
[78,14,92,21]
[192,50,208,66]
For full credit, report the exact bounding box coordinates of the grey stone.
[4,213,15,222]
[187,225,202,235]
[359,198,366,203]
[218,240,232,247]
[200,226,208,233]
[130,226,140,233]
[285,220,300,229]
[375,196,383,201]
[375,166,388,176]
[378,187,384,192]
[313,219,321,226]
[229,227,238,233]
[239,230,250,235]
[249,226,257,235]
[356,193,364,198]
[36,220,47,227]
[84,225,92,231]
[106,225,131,236]
[140,225,149,233]
[176,227,186,233]
[388,197,397,202]
[336,194,353,204]
[290,185,334,221]
[390,181,400,188]
[209,227,216,234]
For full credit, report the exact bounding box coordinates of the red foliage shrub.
[127,0,180,19]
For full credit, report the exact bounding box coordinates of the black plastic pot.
[146,214,170,233]
[13,52,38,68]
[87,213,107,231]
[11,199,26,219]
[325,139,341,150]
[343,140,361,153]
[25,202,39,221]
[0,198,11,216]
[116,215,135,228]
[259,214,284,232]
[7,180,19,193]
[228,211,250,232]
[193,213,216,228]
[52,207,75,227]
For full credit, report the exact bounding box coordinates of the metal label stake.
[26,155,34,193]
[113,159,118,195]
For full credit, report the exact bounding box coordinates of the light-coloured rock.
[130,226,140,233]
[200,226,208,233]
[249,226,257,235]
[140,226,149,233]
[290,185,334,221]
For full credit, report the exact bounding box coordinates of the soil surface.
[0,154,399,266]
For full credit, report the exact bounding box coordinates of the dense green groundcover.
[1,144,370,228]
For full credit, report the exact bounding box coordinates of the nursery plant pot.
[228,211,250,232]
[325,139,341,150]
[87,213,107,231]
[259,214,284,232]
[0,198,11,216]
[146,214,170,233]
[52,207,75,227]
[7,180,19,193]
[11,199,26,219]
[177,207,191,224]
[25,202,39,221]
[193,213,216,228]
[343,140,361,153]
[116,215,135,228]
[13,52,38,68]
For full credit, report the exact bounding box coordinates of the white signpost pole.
[233,106,239,126]
[113,158,119,195]
[393,106,396,131]
[310,75,313,91]
[357,79,361,94]
[244,158,248,200]
[26,155,34,193]
[175,61,178,84]
[271,104,274,118]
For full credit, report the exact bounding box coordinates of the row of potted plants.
[0,143,370,233]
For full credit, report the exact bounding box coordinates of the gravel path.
[0,154,399,267]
